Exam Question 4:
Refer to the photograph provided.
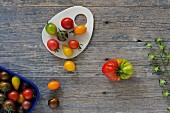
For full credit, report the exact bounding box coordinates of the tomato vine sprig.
[145,37,170,111]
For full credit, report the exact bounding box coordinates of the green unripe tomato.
[46,22,57,35]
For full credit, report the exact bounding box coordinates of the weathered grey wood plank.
[1,41,170,80]
[0,0,170,7]
[25,77,168,113]
[0,6,170,42]
[0,1,170,112]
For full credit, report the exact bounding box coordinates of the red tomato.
[22,100,32,110]
[68,40,80,49]
[47,39,59,51]
[8,91,19,101]
[22,88,33,100]
[102,60,120,81]
[61,18,74,29]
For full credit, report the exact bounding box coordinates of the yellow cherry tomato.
[48,80,60,90]
[18,93,25,104]
[74,25,87,35]
[12,76,20,90]
[64,61,76,72]
[62,45,73,57]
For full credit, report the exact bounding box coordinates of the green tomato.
[46,22,57,35]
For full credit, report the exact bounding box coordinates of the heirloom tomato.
[102,58,134,81]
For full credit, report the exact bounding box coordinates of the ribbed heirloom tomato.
[102,58,134,81]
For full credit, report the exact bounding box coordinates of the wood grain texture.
[0,0,170,7]
[0,0,170,113]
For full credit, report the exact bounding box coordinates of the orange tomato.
[48,80,60,90]
[74,25,87,35]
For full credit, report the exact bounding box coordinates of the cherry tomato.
[64,61,76,72]
[74,25,87,35]
[22,100,32,110]
[45,22,57,35]
[17,106,24,113]
[3,100,15,113]
[18,93,25,104]
[62,45,73,57]
[68,40,82,50]
[8,90,19,101]
[57,30,68,41]
[20,82,30,91]
[0,82,11,93]
[48,80,60,90]
[61,18,74,29]
[12,76,20,90]
[47,39,59,51]
[48,97,59,109]
[22,88,33,100]
[0,71,10,81]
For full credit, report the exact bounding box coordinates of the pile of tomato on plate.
[0,71,37,113]
[46,17,87,57]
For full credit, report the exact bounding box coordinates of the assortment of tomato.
[45,17,87,57]
[102,58,134,81]
[47,80,60,109]
[0,71,36,113]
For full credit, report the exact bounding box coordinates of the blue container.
[0,66,40,113]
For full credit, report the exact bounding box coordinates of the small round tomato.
[62,45,73,57]
[48,80,60,90]
[8,91,19,101]
[68,40,82,50]
[0,82,11,93]
[0,71,10,81]
[64,61,76,72]
[47,39,59,51]
[74,25,87,35]
[22,100,32,110]
[61,18,74,29]
[22,89,33,100]
[48,97,59,109]
[20,82,29,91]
[3,100,15,113]
[45,22,57,35]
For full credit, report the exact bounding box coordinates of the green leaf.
[153,66,161,73]
[166,50,170,60]
[155,37,163,44]
[159,78,167,87]
[148,53,156,61]
[167,106,170,111]
[162,90,170,97]
[158,44,165,51]
[144,43,152,48]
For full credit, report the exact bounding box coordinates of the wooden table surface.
[1,0,170,113]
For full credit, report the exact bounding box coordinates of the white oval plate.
[42,6,94,59]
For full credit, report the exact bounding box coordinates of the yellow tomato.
[48,80,60,90]
[62,45,73,57]
[74,25,87,35]
[64,61,76,72]
[18,93,25,104]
